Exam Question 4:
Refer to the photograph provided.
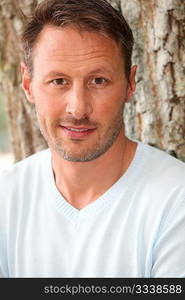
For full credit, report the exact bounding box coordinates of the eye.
[52,78,68,86]
[91,77,107,85]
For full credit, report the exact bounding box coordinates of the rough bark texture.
[0,0,47,162]
[120,0,185,161]
[0,0,185,161]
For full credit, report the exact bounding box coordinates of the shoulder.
[0,148,50,206]
[130,142,185,253]
[0,148,50,181]
[0,148,51,235]
[137,141,185,184]
[133,141,185,216]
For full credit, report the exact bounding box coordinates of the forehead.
[32,25,124,68]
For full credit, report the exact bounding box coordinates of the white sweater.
[0,141,185,277]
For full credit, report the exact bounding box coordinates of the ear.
[125,65,137,102]
[21,62,35,103]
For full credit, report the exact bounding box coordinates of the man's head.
[22,0,134,81]
[21,0,136,162]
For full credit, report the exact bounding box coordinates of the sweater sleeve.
[0,170,10,278]
[0,265,5,278]
[151,197,185,277]
[0,238,8,278]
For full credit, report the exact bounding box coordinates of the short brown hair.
[22,0,134,80]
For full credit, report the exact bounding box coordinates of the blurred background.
[0,89,13,170]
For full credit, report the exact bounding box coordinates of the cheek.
[97,81,125,106]
[95,91,124,118]
[36,104,63,125]
[32,88,65,119]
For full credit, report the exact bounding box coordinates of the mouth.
[60,125,96,139]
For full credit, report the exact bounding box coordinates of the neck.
[51,132,137,210]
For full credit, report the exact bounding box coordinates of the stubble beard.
[36,105,124,162]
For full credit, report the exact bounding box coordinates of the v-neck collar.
[46,141,144,224]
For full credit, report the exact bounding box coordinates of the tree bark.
[120,0,185,161]
[0,0,184,162]
[0,0,47,162]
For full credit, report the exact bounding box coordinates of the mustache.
[54,116,99,127]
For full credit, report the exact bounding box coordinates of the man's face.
[22,25,136,162]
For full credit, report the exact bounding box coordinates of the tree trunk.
[0,0,47,162]
[120,0,185,161]
[0,0,184,162]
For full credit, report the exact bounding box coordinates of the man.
[0,0,185,278]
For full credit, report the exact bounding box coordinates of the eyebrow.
[88,68,114,76]
[45,68,114,78]
[45,71,68,78]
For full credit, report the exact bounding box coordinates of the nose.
[66,83,93,120]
